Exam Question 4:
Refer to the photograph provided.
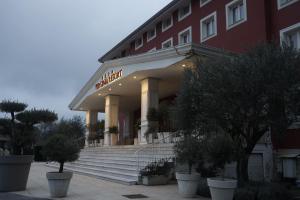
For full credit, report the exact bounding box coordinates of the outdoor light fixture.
[182,64,186,67]
[133,76,137,79]
[98,93,102,96]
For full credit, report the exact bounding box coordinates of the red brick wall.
[116,0,300,58]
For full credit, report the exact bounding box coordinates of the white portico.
[69,43,225,146]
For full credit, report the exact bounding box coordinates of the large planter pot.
[46,171,73,198]
[142,175,169,186]
[0,155,33,192]
[176,172,201,198]
[207,178,237,200]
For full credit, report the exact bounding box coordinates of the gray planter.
[176,172,201,198]
[0,155,33,192]
[207,178,237,200]
[46,171,73,198]
[142,175,169,186]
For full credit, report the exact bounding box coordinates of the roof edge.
[98,0,181,63]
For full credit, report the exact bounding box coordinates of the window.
[200,12,217,42]
[162,16,173,32]
[200,0,213,7]
[162,38,173,49]
[135,37,143,50]
[178,27,192,45]
[178,3,192,21]
[280,22,300,50]
[226,0,247,30]
[277,0,299,9]
[147,28,156,42]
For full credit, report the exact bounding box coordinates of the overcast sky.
[0,0,172,119]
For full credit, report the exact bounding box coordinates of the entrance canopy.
[69,43,225,113]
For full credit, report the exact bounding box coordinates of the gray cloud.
[0,0,172,119]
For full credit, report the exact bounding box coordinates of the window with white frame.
[277,0,299,9]
[200,12,217,42]
[178,3,192,21]
[200,0,213,7]
[226,0,247,30]
[280,23,300,50]
[135,37,143,50]
[178,27,192,45]
[162,38,173,49]
[162,16,173,32]
[147,28,156,42]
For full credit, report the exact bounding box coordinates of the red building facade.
[99,0,300,62]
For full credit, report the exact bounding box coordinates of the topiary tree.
[43,134,80,173]
[0,100,57,155]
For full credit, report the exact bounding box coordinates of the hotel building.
[69,0,300,182]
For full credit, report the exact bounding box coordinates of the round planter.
[207,178,237,200]
[46,171,73,198]
[176,172,201,198]
[0,155,33,192]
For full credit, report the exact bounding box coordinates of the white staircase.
[46,144,175,185]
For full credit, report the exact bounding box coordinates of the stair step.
[46,164,137,185]
[45,144,175,185]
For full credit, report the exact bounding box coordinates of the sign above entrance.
[95,69,123,90]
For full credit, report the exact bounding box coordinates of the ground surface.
[4,163,210,200]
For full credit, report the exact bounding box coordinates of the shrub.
[109,126,118,134]
[140,158,173,177]
[43,134,80,173]
[0,100,57,155]
[174,136,203,174]
[204,133,234,177]
[147,108,159,122]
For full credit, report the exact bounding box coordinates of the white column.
[104,95,119,146]
[86,111,98,147]
[140,78,159,145]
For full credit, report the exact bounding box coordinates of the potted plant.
[140,158,173,186]
[0,100,57,192]
[205,134,237,200]
[43,133,80,198]
[174,136,202,197]
[146,107,159,143]
[108,126,118,145]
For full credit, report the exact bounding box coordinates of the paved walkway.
[9,163,210,200]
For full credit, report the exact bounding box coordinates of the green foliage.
[0,100,27,114]
[234,182,292,200]
[147,107,159,121]
[175,43,300,185]
[174,136,203,174]
[109,126,118,134]
[0,118,11,135]
[0,100,58,155]
[140,158,173,177]
[134,119,141,130]
[16,109,57,126]
[43,134,80,173]
[204,133,234,172]
[41,116,86,148]
[87,120,105,142]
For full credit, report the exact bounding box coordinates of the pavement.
[2,163,210,200]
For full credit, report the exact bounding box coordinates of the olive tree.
[179,43,300,185]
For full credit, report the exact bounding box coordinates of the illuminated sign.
[95,69,123,89]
